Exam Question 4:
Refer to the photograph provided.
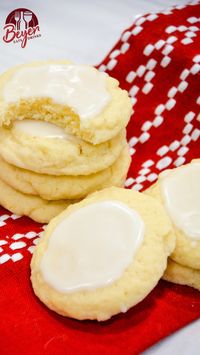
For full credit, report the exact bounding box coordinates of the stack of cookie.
[147,160,200,292]
[0,61,132,223]
[30,160,199,321]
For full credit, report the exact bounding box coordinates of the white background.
[0,1,200,354]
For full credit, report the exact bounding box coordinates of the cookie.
[146,160,200,270]
[0,146,130,200]
[0,60,132,145]
[31,187,175,321]
[0,123,126,175]
[0,178,74,223]
[163,259,200,292]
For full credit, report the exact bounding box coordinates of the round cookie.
[0,178,74,223]
[0,146,130,200]
[146,160,200,270]
[31,187,175,321]
[163,259,200,292]
[0,60,132,145]
[0,124,126,175]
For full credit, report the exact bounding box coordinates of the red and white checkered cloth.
[0,2,200,354]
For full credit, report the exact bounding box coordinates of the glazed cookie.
[0,146,130,200]
[0,60,132,145]
[0,178,74,223]
[31,187,175,321]
[0,122,126,175]
[146,160,200,270]
[163,259,200,292]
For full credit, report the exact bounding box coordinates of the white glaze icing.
[40,201,145,293]
[160,161,200,240]
[3,64,110,120]
[13,120,70,139]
